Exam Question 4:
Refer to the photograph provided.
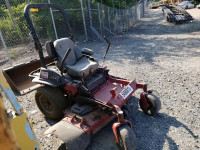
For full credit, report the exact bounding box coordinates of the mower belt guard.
[45,120,91,150]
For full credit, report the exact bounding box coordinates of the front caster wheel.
[117,125,137,150]
[121,105,130,119]
[139,93,161,115]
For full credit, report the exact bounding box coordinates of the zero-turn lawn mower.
[21,3,161,150]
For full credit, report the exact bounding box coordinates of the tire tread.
[35,86,68,119]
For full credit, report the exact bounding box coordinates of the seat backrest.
[46,41,57,59]
[53,38,82,66]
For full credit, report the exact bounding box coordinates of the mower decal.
[120,85,133,99]
[41,71,48,79]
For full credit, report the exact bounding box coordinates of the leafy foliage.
[0,0,137,47]
[193,0,200,5]
[0,2,29,46]
[92,0,137,8]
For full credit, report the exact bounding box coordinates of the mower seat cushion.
[54,38,82,66]
[53,38,98,79]
[66,57,98,79]
[46,41,57,59]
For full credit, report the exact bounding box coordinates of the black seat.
[45,38,98,79]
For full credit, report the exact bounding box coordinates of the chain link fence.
[0,0,148,66]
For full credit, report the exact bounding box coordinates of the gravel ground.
[1,7,200,150]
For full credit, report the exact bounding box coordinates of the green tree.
[0,2,29,46]
[92,0,137,8]
[193,0,200,4]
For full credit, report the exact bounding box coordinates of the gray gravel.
[1,7,200,150]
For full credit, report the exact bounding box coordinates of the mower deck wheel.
[139,93,161,115]
[35,86,68,120]
[117,125,137,150]
[122,105,130,119]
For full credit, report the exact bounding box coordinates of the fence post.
[118,1,120,32]
[80,0,88,42]
[115,2,119,35]
[5,0,16,26]
[143,0,145,17]
[98,3,103,36]
[48,0,58,39]
[108,7,111,36]
[136,3,138,20]
[87,0,105,42]
[0,30,12,66]
[87,0,93,40]
[101,0,105,36]
[123,9,125,31]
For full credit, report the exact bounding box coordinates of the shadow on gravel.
[45,118,60,126]
[129,9,200,35]
[105,36,200,65]
[126,96,197,150]
[38,93,197,150]
[86,96,197,150]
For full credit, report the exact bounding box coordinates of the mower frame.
[23,3,160,149]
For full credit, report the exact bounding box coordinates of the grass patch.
[8,49,18,59]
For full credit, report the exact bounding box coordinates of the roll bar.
[24,4,72,68]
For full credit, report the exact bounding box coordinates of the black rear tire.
[118,125,137,150]
[35,86,68,120]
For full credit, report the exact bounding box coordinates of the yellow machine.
[0,71,39,150]
[150,2,160,8]
[159,0,179,6]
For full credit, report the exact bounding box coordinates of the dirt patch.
[0,43,38,69]
[187,8,200,20]
[1,7,200,150]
